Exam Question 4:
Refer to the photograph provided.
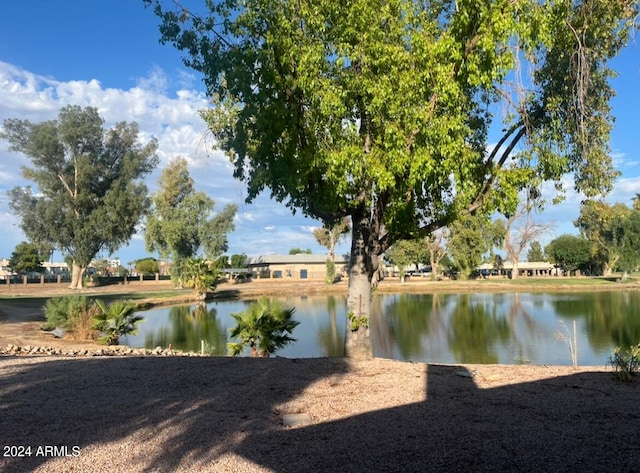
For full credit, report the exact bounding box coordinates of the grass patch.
[472,277,635,287]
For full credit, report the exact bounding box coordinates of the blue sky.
[0,1,639,264]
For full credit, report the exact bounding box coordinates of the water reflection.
[143,304,228,355]
[124,292,640,365]
[316,296,345,357]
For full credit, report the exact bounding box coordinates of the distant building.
[477,261,556,277]
[0,259,12,280]
[247,254,349,281]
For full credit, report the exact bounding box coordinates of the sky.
[0,1,639,265]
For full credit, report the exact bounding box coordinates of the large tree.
[146,0,636,358]
[2,106,158,288]
[145,157,237,282]
[574,199,631,275]
[609,210,640,280]
[545,234,592,274]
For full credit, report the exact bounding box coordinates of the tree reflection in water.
[145,304,227,355]
[316,296,345,357]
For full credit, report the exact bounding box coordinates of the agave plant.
[228,297,299,357]
[92,299,144,345]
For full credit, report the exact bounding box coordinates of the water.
[121,291,640,365]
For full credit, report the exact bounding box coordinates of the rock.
[282,413,313,427]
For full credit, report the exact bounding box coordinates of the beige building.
[477,261,557,277]
[247,254,349,281]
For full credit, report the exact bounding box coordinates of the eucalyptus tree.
[146,0,636,357]
[145,157,237,283]
[2,106,158,288]
[313,217,351,262]
[607,210,640,280]
[574,199,632,275]
[425,229,449,281]
[503,203,553,279]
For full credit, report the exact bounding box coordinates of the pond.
[121,291,640,366]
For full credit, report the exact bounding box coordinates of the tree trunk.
[69,261,86,289]
[344,210,378,360]
[511,259,519,279]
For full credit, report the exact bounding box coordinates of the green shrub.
[325,259,336,284]
[43,295,93,331]
[609,343,640,381]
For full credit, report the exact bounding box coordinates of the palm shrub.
[183,257,218,300]
[228,297,299,357]
[609,343,640,381]
[92,299,144,345]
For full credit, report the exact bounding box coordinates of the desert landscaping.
[1,280,639,472]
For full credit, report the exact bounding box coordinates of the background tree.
[504,203,554,279]
[313,217,350,262]
[2,105,158,288]
[574,199,631,275]
[145,157,237,285]
[92,259,111,277]
[527,241,546,262]
[447,214,506,280]
[8,241,47,274]
[289,248,312,255]
[230,253,248,268]
[385,239,427,282]
[607,210,640,280]
[135,257,160,276]
[545,234,592,275]
[425,230,449,281]
[213,256,230,269]
[147,0,637,358]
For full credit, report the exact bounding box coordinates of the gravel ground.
[1,280,640,472]
[0,355,639,472]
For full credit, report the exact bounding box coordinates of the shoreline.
[1,277,639,353]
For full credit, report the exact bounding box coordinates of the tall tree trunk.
[69,261,86,289]
[510,259,519,279]
[345,209,379,360]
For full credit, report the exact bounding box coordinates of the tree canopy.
[8,241,47,275]
[146,0,637,357]
[574,199,632,275]
[526,241,546,262]
[545,234,592,273]
[145,157,237,282]
[385,239,427,281]
[447,213,506,279]
[1,105,158,288]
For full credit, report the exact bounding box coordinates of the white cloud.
[0,61,325,260]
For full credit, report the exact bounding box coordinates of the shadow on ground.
[0,356,638,472]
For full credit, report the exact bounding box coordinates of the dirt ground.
[1,279,639,472]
